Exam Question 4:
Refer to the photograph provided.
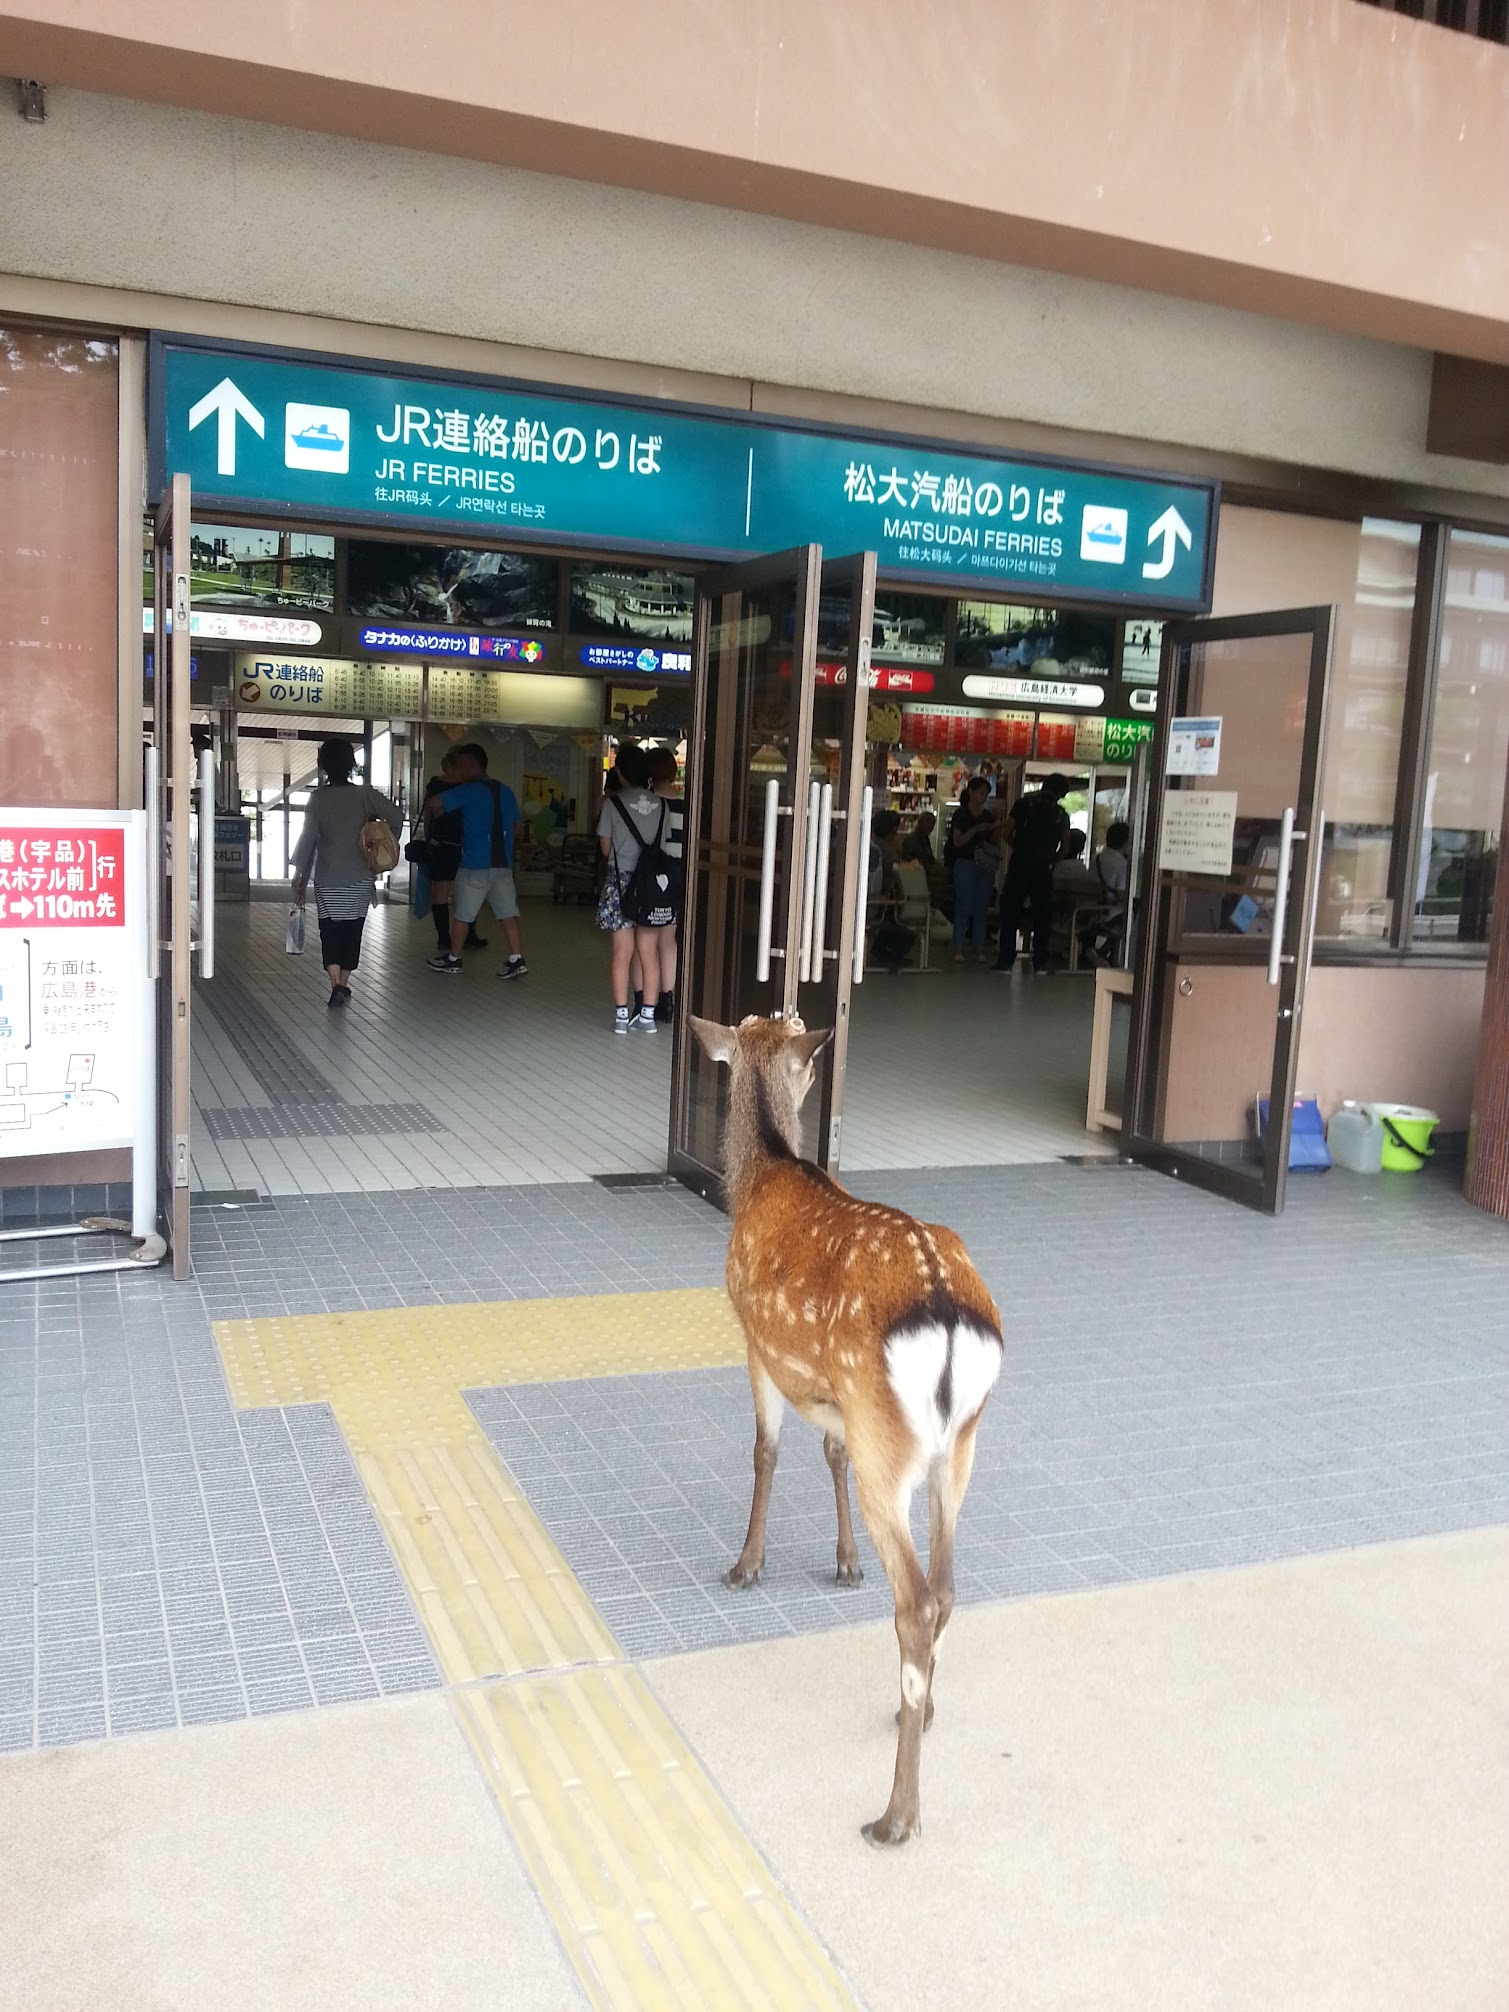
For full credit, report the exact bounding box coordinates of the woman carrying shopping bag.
[290,737,403,1009]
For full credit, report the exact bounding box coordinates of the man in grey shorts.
[425,743,528,979]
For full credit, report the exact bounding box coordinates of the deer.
[690,1011,1004,1847]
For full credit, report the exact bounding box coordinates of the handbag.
[358,786,400,875]
[285,905,306,955]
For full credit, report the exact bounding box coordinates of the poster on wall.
[1121,618,1163,685]
[348,542,558,630]
[0,817,138,1158]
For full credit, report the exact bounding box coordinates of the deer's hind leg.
[851,1453,935,1848]
[920,1412,980,1733]
[823,1433,864,1586]
[724,1353,784,1589]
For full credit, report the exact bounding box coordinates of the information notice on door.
[1166,716,1223,776]
[0,817,138,1158]
[1158,790,1238,876]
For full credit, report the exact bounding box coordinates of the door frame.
[1124,604,1335,1213]
[807,550,878,1170]
[151,472,194,1276]
[669,544,878,1198]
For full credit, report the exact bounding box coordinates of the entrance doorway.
[147,480,1325,1272]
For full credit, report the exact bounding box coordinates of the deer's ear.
[689,1015,739,1066]
[788,1026,834,1070]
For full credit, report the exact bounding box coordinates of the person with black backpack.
[596,741,681,1033]
[423,742,528,979]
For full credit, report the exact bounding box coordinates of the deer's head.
[689,1014,833,1177]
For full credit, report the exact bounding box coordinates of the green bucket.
[1366,1103,1439,1173]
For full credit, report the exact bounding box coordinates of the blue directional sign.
[152,336,1216,611]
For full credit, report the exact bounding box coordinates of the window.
[1317,520,1420,944]
[1414,527,1509,943]
[1355,0,1509,47]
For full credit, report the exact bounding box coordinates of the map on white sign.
[1159,790,1239,876]
[0,818,138,1158]
[1167,715,1222,775]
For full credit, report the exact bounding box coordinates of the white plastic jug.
[1327,1100,1383,1175]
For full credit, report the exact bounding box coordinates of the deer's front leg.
[725,1356,784,1589]
[823,1432,864,1586]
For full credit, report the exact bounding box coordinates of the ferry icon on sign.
[1080,504,1128,564]
[284,403,351,474]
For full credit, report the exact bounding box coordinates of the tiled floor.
[2,1157,1505,1758]
[471,1161,1509,1657]
[190,900,1115,1197]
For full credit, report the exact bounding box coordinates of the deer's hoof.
[835,1558,864,1587]
[862,1810,920,1849]
[723,1561,762,1589]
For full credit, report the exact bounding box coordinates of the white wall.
[1,89,1507,502]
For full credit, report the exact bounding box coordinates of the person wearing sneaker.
[423,743,528,978]
[290,736,403,1010]
[597,741,675,1032]
[645,744,684,1022]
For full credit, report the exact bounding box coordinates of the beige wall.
[1298,966,1486,1128]
[1,91,1508,509]
[2,0,1507,362]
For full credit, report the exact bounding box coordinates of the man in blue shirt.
[424,743,528,978]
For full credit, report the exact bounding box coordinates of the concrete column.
[1464,749,1509,1218]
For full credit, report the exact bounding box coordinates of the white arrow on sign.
[1142,506,1193,581]
[12,898,33,919]
[187,377,265,477]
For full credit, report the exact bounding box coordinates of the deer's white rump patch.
[883,1317,1002,1462]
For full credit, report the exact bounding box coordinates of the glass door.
[151,474,195,1276]
[668,547,876,1198]
[1125,607,1335,1212]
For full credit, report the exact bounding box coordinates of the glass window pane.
[1209,506,1416,948]
[1414,527,1509,944]
[1316,518,1419,944]
[349,542,559,629]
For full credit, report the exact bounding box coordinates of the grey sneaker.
[613,1007,631,1034]
[631,1008,658,1032]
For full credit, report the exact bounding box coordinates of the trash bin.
[1366,1103,1439,1173]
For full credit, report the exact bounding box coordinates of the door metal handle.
[1267,806,1296,987]
[755,777,781,984]
[196,747,216,980]
[852,784,874,986]
[810,781,834,976]
[798,781,820,982]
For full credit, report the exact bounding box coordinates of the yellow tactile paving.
[212,1290,745,1683]
[212,1287,859,2009]
[455,1667,858,2012]
[214,1287,747,1411]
